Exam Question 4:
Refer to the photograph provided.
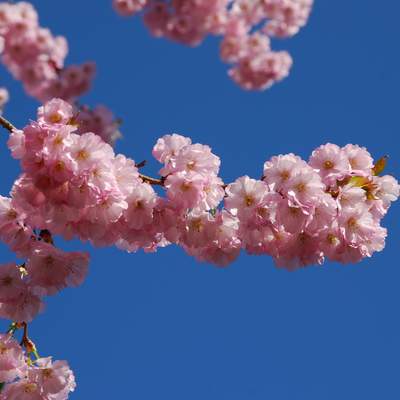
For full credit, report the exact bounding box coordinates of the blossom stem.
[6,322,19,335]
[20,322,28,346]
[20,322,40,359]
[135,160,147,168]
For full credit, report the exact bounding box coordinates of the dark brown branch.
[139,174,165,186]
[0,115,16,133]
[135,160,147,169]
[20,322,28,346]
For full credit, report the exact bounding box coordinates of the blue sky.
[1,0,400,399]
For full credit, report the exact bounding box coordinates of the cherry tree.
[0,1,399,399]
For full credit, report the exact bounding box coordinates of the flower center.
[24,383,38,393]
[43,368,53,378]
[76,150,89,161]
[244,195,254,207]
[280,170,290,181]
[347,217,357,229]
[186,161,196,171]
[6,209,18,219]
[323,160,334,169]
[53,135,64,145]
[180,182,191,192]
[55,161,65,172]
[327,233,339,245]
[191,219,203,232]
[0,344,9,355]
[296,183,306,192]
[49,113,62,124]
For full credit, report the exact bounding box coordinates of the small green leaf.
[348,176,370,187]
[372,155,388,176]
[0,382,5,392]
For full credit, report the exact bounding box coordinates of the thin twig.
[0,115,16,133]
[139,174,165,186]
[20,322,28,346]
[135,160,147,169]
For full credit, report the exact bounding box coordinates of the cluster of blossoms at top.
[0,1,95,103]
[113,0,313,90]
[0,333,76,399]
[4,98,399,272]
[0,2,123,147]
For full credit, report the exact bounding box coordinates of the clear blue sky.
[1,1,400,399]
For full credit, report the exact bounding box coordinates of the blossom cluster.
[74,104,122,146]
[0,1,95,103]
[227,148,399,268]
[4,98,399,271]
[0,333,76,399]
[0,203,89,322]
[0,2,123,147]
[113,0,313,90]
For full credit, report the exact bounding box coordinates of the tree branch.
[0,115,16,133]
[139,174,165,186]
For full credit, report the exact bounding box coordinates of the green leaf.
[372,155,388,176]
[348,176,370,187]
[0,382,5,392]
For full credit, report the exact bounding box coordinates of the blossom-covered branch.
[113,0,314,90]
[1,98,398,273]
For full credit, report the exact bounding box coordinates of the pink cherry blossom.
[0,379,43,400]
[225,176,271,219]
[263,153,307,191]
[309,143,350,186]
[285,167,325,209]
[342,144,374,176]
[124,182,157,229]
[165,171,206,210]
[37,98,73,126]
[0,333,27,383]
[75,104,122,146]
[29,357,76,399]
[7,129,26,159]
[0,285,44,323]
[152,133,192,164]
[0,263,25,303]
[26,242,89,296]
[229,50,292,91]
